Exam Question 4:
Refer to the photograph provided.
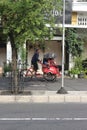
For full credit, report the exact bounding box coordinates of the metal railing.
[78,17,87,25]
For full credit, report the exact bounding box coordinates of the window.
[78,15,87,25]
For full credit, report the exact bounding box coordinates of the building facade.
[72,0,87,60]
[72,0,87,26]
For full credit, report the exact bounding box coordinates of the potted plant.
[78,71,85,78]
[69,67,80,78]
[74,56,84,78]
[3,62,12,77]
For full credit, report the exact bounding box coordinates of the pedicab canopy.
[43,53,56,59]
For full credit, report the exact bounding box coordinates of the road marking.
[1,118,31,121]
[0,118,87,121]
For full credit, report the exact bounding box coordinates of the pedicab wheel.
[43,72,56,81]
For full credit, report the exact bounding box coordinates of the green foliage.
[3,62,12,73]
[69,56,83,75]
[69,68,80,75]
[74,56,83,72]
[84,69,87,76]
[66,28,84,57]
[20,45,26,63]
[0,0,62,47]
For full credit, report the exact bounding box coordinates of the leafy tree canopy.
[0,0,62,47]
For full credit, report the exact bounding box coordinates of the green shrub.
[3,62,12,73]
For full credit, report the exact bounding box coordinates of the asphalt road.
[0,103,87,130]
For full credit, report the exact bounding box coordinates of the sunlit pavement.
[0,77,87,92]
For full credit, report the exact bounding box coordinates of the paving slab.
[0,91,87,103]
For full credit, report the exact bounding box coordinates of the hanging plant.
[65,28,84,57]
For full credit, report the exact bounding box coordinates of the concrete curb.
[0,91,87,103]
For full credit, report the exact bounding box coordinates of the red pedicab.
[42,53,61,81]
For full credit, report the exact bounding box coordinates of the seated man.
[43,58,48,66]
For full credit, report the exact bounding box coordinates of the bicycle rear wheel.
[20,69,27,78]
[26,69,34,78]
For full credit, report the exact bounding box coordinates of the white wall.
[72,1,87,12]
[0,48,6,67]
[6,41,12,63]
[44,41,62,65]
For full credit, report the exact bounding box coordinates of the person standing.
[31,49,40,74]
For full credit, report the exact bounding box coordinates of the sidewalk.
[0,77,87,103]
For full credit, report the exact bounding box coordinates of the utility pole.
[57,0,67,94]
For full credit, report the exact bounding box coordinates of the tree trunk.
[9,32,19,94]
[26,41,28,64]
[12,46,18,94]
